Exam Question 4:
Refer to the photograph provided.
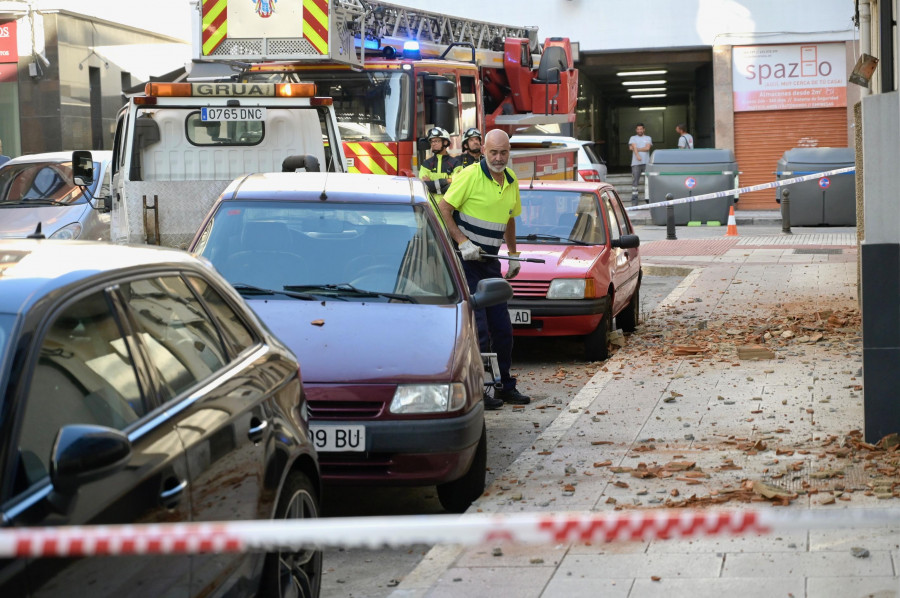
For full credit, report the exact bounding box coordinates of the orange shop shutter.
[733,108,848,210]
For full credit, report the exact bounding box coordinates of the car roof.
[221,173,430,205]
[510,135,588,147]
[0,239,207,315]
[518,179,615,193]
[2,151,113,166]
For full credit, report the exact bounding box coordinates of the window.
[19,291,144,486]
[122,276,228,400]
[602,193,622,242]
[607,190,633,235]
[460,75,477,134]
[187,276,256,356]
[186,112,264,146]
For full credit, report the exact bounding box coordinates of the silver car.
[0,151,113,240]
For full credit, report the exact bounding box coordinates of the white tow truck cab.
[75,80,347,248]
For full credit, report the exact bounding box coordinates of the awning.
[90,43,191,82]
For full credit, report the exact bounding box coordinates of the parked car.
[500,180,641,361]
[189,172,512,513]
[0,151,113,240]
[0,240,321,597]
[509,135,608,182]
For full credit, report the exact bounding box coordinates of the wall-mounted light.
[632,94,666,99]
[628,87,666,93]
[617,70,667,77]
[639,106,667,111]
[622,80,666,86]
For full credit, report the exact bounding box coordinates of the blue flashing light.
[402,40,421,59]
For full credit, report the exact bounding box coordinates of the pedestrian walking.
[419,127,459,202]
[459,127,483,168]
[439,129,531,410]
[676,123,694,149]
[628,123,652,203]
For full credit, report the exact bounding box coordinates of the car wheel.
[436,424,487,513]
[617,283,640,334]
[585,301,612,361]
[261,472,322,598]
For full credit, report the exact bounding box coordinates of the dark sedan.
[0,240,321,597]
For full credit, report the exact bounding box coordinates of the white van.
[0,151,113,240]
[510,135,608,182]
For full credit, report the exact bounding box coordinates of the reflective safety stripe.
[455,211,506,249]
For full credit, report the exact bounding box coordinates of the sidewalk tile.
[425,566,552,598]
[553,553,723,578]
[629,577,804,598]
[645,531,809,554]
[721,551,894,577]
[805,576,900,598]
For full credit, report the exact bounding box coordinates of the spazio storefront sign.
[732,43,847,112]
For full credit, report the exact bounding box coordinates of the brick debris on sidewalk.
[391,233,899,598]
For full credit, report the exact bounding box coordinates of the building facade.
[0,7,188,158]
[389,0,859,210]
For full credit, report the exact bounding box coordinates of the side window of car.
[18,291,144,487]
[608,191,633,235]
[121,276,228,401]
[601,193,621,242]
[186,275,256,355]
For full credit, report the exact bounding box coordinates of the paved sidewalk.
[390,231,899,598]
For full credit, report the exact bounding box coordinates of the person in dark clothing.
[459,127,483,168]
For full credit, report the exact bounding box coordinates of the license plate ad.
[310,425,366,452]
[509,309,531,325]
[201,107,266,121]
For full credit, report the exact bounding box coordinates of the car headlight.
[390,383,466,414]
[49,223,83,240]
[547,278,586,299]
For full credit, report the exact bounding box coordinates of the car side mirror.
[471,277,513,310]
[72,150,94,186]
[611,234,640,249]
[48,424,131,512]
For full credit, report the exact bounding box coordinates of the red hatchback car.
[501,180,642,361]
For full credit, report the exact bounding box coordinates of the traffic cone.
[724,206,738,237]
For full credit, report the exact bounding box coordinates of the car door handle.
[160,479,187,501]
[248,418,268,443]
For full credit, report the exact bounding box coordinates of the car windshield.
[518,189,607,245]
[193,201,460,304]
[245,70,412,142]
[0,161,100,206]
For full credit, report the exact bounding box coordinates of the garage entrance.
[575,48,713,173]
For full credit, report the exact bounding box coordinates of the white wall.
[387,0,857,50]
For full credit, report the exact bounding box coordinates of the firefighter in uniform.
[459,127,483,168]
[439,129,531,410]
[418,127,460,202]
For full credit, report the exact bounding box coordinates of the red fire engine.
[194,0,579,179]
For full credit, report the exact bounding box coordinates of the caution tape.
[2,507,898,557]
[624,166,856,212]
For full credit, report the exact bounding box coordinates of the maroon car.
[191,173,511,512]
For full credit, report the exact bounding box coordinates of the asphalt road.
[318,269,685,598]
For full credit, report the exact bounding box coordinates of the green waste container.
[646,149,739,226]
[775,148,856,226]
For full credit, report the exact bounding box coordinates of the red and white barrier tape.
[624,166,855,211]
[2,508,898,558]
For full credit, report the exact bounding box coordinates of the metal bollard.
[781,188,792,234]
[665,193,677,240]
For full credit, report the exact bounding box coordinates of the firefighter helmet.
[427,127,451,143]
[463,127,482,143]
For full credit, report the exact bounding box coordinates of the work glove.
[505,252,521,279]
[458,240,482,261]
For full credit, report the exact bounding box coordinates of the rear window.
[0,160,101,205]
[581,142,604,164]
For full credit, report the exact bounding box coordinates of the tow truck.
[79,80,347,248]
[192,0,580,181]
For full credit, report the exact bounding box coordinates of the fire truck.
[192,0,580,181]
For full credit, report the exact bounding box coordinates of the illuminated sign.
[732,43,847,112]
[0,21,17,64]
